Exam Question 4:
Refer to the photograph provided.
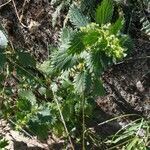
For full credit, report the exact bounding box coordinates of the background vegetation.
[0,0,149,149]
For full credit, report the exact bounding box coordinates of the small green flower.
[80,23,127,62]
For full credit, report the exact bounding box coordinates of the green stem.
[53,92,75,150]
[82,93,86,150]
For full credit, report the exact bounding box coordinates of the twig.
[20,0,30,22]
[11,0,28,28]
[8,119,49,149]
[8,119,34,139]
[0,0,11,8]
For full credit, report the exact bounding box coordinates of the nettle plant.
[38,0,131,145]
[50,0,130,98]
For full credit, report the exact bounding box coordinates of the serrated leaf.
[62,98,75,122]
[37,60,53,75]
[16,65,35,80]
[110,17,124,34]
[18,90,36,105]
[68,32,85,54]
[51,50,78,71]
[59,28,75,51]
[80,0,97,19]
[82,29,100,47]
[16,99,32,111]
[69,4,90,28]
[37,107,52,123]
[93,79,105,96]
[89,51,104,75]
[0,137,8,149]
[59,28,73,45]
[96,0,114,25]
[74,71,87,95]
[53,121,64,137]
[100,52,113,69]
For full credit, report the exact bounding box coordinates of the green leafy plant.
[0,137,8,149]
[107,118,150,150]
[46,0,131,148]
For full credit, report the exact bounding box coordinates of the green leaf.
[87,51,104,75]
[51,50,78,71]
[62,98,76,122]
[68,32,85,54]
[16,99,32,111]
[37,106,52,123]
[69,4,90,28]
[93,79,105,96]
[74,70,87,95]
[59,28,74,48]
[96,0,114,25]
[100,52,113,69]
[110,17,124,34]
[53,121,64,137]
[0,74,5,82]
[18,90,36,105]
[0,53,6,69]
[80,0,97,19]
[82,29,100,47]
[0,137,8,149]
[119,35,133,54]
[126,137,139,150]
[37,60,53,75]
[17,51,36,67]
[28,119,49,139]
[112,132,133,144]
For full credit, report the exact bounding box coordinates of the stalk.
[53,93,75,150]
[82,93,86,150]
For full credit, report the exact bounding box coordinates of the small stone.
[136,81,145,92]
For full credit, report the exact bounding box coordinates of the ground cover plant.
[0,0,149,149]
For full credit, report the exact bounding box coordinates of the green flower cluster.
[80,23,127,62]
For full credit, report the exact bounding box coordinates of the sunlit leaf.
[110,17,124,34]
[69,4,90,28]
[18,90,36,105]
[96,0,114,25]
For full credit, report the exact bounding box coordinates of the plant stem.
[82,93,86,150]
[53,93,75,150]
